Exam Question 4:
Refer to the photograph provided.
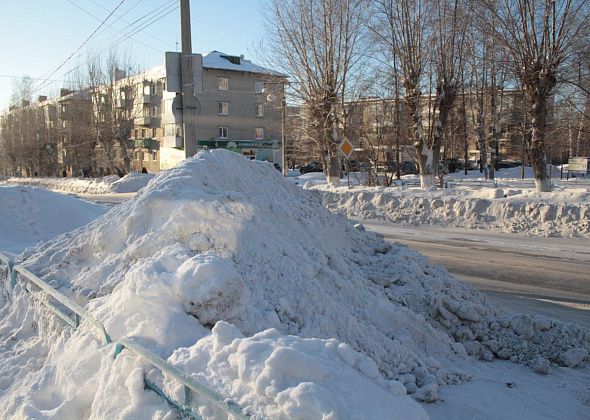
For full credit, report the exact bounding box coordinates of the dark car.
[273,163,282,172]
[401,161,418,175]
[300,161,323,174]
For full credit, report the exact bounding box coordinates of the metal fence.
[0,252,249,420]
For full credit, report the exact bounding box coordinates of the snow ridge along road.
[314,185,590,238]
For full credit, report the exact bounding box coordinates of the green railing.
[0,252,249,420]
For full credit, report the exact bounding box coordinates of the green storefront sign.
[196,140,280,150]
[134,138,154,149]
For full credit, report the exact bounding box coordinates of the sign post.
[339,138,353,188]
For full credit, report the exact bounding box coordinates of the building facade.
[0,51,285,177]
[132,51,286,172]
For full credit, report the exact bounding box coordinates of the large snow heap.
[0,185,107,255]
[1,150,588,418]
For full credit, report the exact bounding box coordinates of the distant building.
[129,51,286,172]
[0,51,286,177]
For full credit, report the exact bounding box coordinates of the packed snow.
[0,185,107,255]
[302,168,590,237]
[0,172,154,194]
[0,151,589,419]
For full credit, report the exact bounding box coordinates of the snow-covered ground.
[0,152,589,419]
[0,185,107,255]
[0,172,154,194]
[299,168,590,237]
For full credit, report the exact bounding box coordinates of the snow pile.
[108,172,155,193]
[0,185,107,255]
[165,321,427,419]
[314,186,590,237]
[0,172,154,195]
[1,150,589,418]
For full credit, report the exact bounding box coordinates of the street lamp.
[263,82,287,176]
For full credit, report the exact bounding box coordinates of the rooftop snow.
[202,50,286,76]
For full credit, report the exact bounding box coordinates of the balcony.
[162,136,183,148]
[134,138,153,149]
[134,116,157,126]
[142,94,152,104]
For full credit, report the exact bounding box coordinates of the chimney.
[112,67,127,82]
[38,95,48,103]
[60,88,73,97]
[21,100,30,107]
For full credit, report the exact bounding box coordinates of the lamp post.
[263,81,287,176]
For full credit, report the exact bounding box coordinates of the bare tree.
[265,0,367,186]
[374,0,470,188]
[481,0,590,191]
[9,76,33,108]
[86,51,138,176]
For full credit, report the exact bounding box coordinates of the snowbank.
[0,185,107,255]
[166,321,427,419]
[0,172,154,195]
[1,150,588,418]
[314,186,590,237]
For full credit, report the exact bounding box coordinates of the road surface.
[363,222,590,328]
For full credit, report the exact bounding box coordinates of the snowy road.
[363,222,590,328]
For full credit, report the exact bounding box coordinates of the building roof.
[202,51,286,77]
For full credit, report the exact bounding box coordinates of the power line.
[62,1,178,79]
[0,74,66,83]
[65,0,174,53]
[28,0,129,97]
[13,0,176,104]
[87,0,173,48]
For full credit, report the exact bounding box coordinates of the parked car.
[400,161,418,175]
[344,160,370,172]
[273,163,282,172]
[300,161,323,174]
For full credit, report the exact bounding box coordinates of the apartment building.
[343,90,529,166]
[0,51,285,176]
[0,89,93,177]
[133,51,286,171]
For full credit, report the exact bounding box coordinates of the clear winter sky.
[0,0,269,110]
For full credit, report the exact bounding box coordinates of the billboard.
[568,157,589,174]
[165,51,203,93]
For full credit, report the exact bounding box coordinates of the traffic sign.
[339,138,353,158]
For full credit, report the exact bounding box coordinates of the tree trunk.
[325,154,341,186]
[530,95,551,192]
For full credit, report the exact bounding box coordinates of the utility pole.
[180,0,197,158]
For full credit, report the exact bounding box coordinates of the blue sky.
[0,0,270,110]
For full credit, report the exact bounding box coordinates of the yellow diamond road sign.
[340,139,353,158]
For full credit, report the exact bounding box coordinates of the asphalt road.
[363,222,590,328]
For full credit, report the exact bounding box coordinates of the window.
[143,83,154,95]
[120,90,126,101]
[152,128,157,137]
[141,128,147,138]
[255,104,264,117]
[255,81,264,93]
[134,129,139,139]
[151,105,158,117]
[218,126,228,139]
[255,127,264,140]
[218,102,229,115]
[221,55,241,65]
[218,77,229,91]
